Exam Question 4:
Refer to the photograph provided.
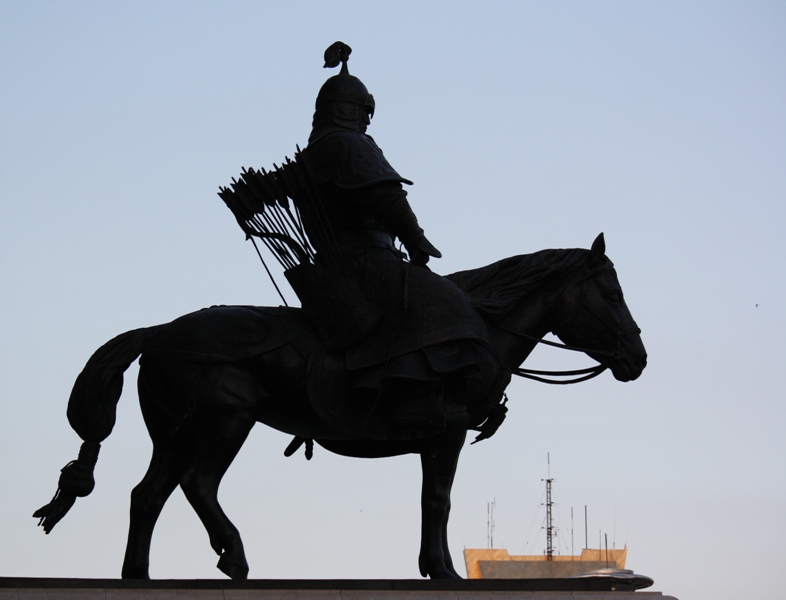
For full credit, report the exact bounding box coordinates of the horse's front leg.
[418,426,466,579]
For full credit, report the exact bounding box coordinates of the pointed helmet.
[310,42,375,141]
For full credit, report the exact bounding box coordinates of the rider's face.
[360,109,371,132]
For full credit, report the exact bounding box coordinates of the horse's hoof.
[430,569,462,580]
[418,554,430,578]
[121,566,150,579]
[217,552,249,580]
[419,558,463,580]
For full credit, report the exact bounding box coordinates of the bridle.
[496,323,609,384]
[497,266,640,385]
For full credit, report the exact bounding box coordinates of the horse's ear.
[589,233,606,264]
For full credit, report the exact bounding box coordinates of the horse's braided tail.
[33,325,163,533]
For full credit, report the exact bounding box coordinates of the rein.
[494,324,609,385]
[491,261,641,386]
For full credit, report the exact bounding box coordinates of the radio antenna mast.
[487,498,496,549]
[543,453,555,560]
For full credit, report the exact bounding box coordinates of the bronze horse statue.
[34,234,646,580]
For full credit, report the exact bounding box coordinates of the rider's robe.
[297,131,504,437]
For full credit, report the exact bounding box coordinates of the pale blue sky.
[1,2,784,599]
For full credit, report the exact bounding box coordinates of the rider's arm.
[361,182,442,266]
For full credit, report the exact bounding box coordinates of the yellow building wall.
[463,548,627,579]
[463,548,512,579]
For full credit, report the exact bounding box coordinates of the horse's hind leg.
[122,444,183,579]
[122,369,188,579]
[179,411,254,580]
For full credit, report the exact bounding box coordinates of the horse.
[34,233,646,580]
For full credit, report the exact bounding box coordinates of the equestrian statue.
[34,42,647,580]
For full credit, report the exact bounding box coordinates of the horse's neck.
[489,287,562,371]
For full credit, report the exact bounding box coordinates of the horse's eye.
[608,291,622,303]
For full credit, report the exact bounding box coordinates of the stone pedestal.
[0,578,678,600]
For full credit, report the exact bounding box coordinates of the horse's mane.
[445,248,590,322]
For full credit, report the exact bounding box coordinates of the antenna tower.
[543,453,555,560]
[487,499,496,549]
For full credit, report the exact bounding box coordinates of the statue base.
[0,577,678,599]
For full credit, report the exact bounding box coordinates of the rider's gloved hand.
[369,184,442,266]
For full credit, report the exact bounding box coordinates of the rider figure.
[296,43,493,433]
[305,42,442,268]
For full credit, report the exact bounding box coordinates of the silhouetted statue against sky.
[35,42,646,581]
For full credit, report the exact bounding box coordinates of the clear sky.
[1,2,784,599]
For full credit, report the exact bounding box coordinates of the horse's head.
[553,234,647,382]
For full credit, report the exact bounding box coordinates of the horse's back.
[142,305,312,363]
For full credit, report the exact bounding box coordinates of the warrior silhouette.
[306,42,441,267]
[292,42,492,432]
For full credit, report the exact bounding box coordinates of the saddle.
[141,304,509,445]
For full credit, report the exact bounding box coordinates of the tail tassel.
[33,441,100,533]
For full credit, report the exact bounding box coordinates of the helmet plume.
[324,41,352,75]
